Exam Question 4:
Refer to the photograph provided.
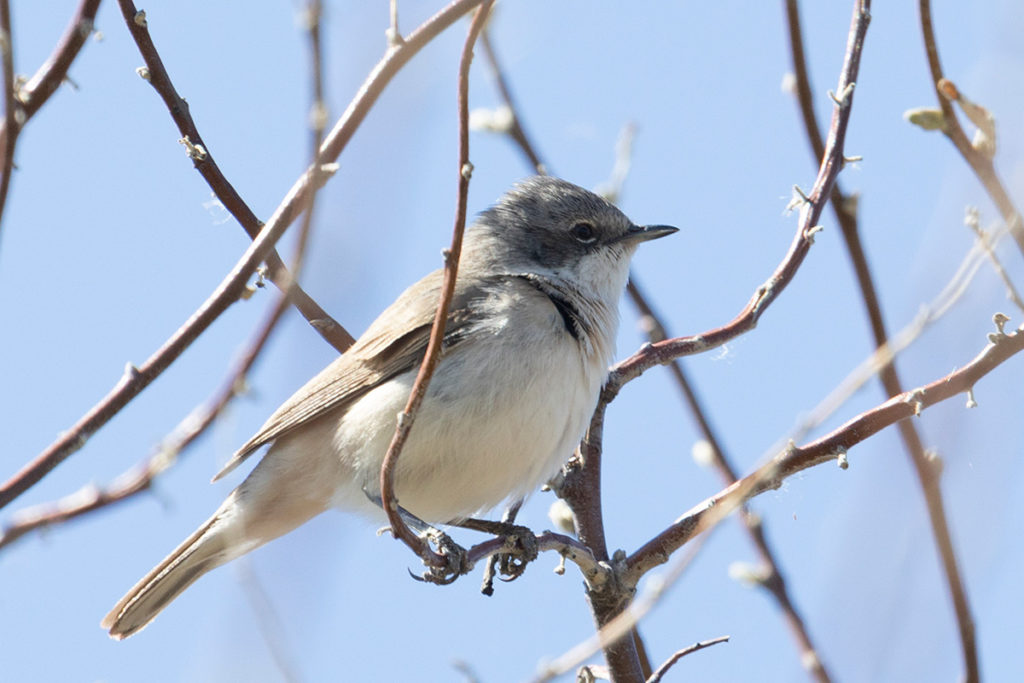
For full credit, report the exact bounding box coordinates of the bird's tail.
[101,510,239,640]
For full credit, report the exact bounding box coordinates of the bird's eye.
[570,222,597,243]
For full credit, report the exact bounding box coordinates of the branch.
[627,316,1024,580]
[645,636,730,683]
[789,3,977,680]
[115,0,353,352]
[6,0,101,125]
[0,0,17,237]
[918,0,1024,256]
[0,0,105,238]
[479,31,655,679]
[604,1,868,403]
[0,292,287,551]
[0,0,334,551]
[530,534,710,683]
[379,0,494,571]
[562,5,871,679]
[479,30,545,174]
[0,0,488,511]
[627,279,833,683]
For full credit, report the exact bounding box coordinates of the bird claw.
[416,529,470,585]
[492,524,539,582]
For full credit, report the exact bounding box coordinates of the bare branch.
[0,0,17,236]
[627,317,1024,580]
[530,535,710,683]
[645,636,730,683]
[789,3,978,679]
[918,0,1024,257]
[966,208,1024,313]
[627,278,833,683]
[0,0,333,549]
[0,0,489,511]
[379,0,494,572]
[0,292,288,551]
[115,0,353,352]
[0,0,105,239]
[604,0,871,422]
[479,30,545,174]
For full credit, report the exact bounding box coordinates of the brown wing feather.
[212,270,485,482]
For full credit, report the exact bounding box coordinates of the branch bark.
[0,0,488,511]
[627,317,1023,580]
[918,0,1024,257]
[379,0,494,570]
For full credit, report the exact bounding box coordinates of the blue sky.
[2,1,1023,681]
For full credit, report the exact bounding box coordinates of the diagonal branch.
[115,0,353,352]
[918,0,1024,256]
[478,30,545,175]
[627,278,833,683]
[0,0,103,239]
[787,3,977,680]
[0,0,17,237]
[0,0,332,555]
[379,0,494,571]
[568,4,871,680]
[603,0,871,411]
[0,0,488,512]
[645,636,731,683]
[627,317,1024,580]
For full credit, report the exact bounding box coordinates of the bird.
[102,176,676,639]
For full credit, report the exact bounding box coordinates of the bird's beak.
[615,224,679,244]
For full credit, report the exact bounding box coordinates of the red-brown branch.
[788,2,978,679]
[0,0,488,512]
[918,0,1024,257]
[0,0,17,236]
[379,0,494,570]
[114,0,353,352]
[602,1,869,403]
[569,4,872,680]
[627,279,833,683]
[0,0,334,552]
[627,318,1023,580]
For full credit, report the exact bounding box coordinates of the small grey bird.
[102,176,676,639]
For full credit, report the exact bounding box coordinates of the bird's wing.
[212,270,488,482]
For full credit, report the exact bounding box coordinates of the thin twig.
[918,0,1024,257]
[626,316,1024,580]
[0,0,18,238]
[115,0,353,352]
[479,30,545,174]
[0,0,488,512]
[788,3,977,680]
[0,291,289,551]
[479,34,657,676]
[530,534,710,683]
[627,278,833,683]
[236,562,304,683]
[563,5,871,680]
[379,0,494,571]
[602,3,869,406]
[966,208,1024,313]
[645,636,730,683]
[785,218,1011,445]
[0,0,104,238]
[4,0,101,125]
[0,0,332,554]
